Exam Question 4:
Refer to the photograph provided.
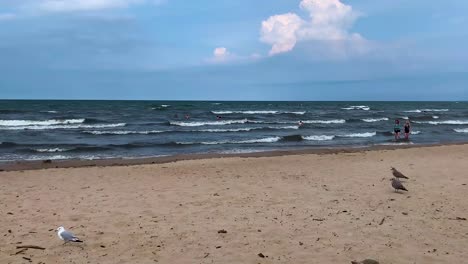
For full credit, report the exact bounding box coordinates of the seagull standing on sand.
[391,178,408,192]
[391,167,409,180]
[56,226,83,244]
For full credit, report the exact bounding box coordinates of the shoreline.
[1,141,467,171]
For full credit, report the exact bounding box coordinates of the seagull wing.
[61,230,83,242]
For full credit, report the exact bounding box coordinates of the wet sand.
[1,144,468,263]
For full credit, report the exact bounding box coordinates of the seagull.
[56,226,83,244]
[391,167,409,180]
[391,178,408,192]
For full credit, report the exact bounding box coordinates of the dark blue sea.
[1,100,467,162]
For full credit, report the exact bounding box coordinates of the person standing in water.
[404,120,411,140]
[394,119,401,140]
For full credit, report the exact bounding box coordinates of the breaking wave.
[413,120,468,125]
[211,110,306,115]
[454,128,468,133]
[303,119,346,124]
[338,132,377,138]
[0,119,85,127]
[170,119,248,127]
[361,117,389,122]
[342,105,370,111]
[84,130,164,135]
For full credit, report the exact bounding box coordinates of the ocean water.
[1,100,467,162]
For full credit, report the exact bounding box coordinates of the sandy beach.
[1,144,468,264]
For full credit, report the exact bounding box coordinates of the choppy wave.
[211,110,305,115]
[362,117,389,122]
[342,105,370,111]
[405,109,449,113]
[413,120,468,125]
[178,136,281,145]
[0,119,85,127]
[303,135,335,141]
[338,132,377,138]
[0,123,126,130]
[454,128,468,133]
[84,130,164,135]
[198,126,298,133]
[34,148,70,153]
[170,119,248,127]
[303,119,346,124]
[379,142,414,146]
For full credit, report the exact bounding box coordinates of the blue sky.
[1,0,468,100]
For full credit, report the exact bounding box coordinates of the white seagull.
[56,226,83,244]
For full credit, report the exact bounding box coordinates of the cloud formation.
[207,47,261,64]
[260,0,364,56]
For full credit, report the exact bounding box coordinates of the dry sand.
[1,144,468,264]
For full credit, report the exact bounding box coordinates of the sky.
[1,0,468,100]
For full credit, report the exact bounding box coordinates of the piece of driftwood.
[16,245,46,250]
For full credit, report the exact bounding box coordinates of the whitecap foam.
[303,119,346,124]
[84,130,163,135]
[170,119,248,127]
[285,111,306,115]
[197,126,299,133]
[211,111,234,114]
[211,110,305,115]
[413,120,468,125]
[211,110,278,115]
[405,109,449,113]
[339,132,376,138]
[161,105,170,108]
[271,126,299,130]
[0,119,85,127]
[379,142,414,146]
[342,105,370,111]
[0,123,126,130]
[179,136,281,145]
[35,148,70,153]
[454,128,468,133]
[411,131,421,135]
[198,128,254,133]
[421,109,449,112]
[361,117,389,122]
[302,135,335,141]
[432,116,439,119]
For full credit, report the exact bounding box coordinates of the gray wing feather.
[61,230,78,241]
[392,168,409,179]
[392,178,408,191]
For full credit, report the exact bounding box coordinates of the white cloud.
[207,47,262,64]
[0,13,17,21]
[209,47,233,63]
[214,47,229,58]
[260,0,366,56]
[260,13,304,55]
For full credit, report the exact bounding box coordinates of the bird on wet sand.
[391,178,408,192]
[56,226,83,244]
[391,167,409,180]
